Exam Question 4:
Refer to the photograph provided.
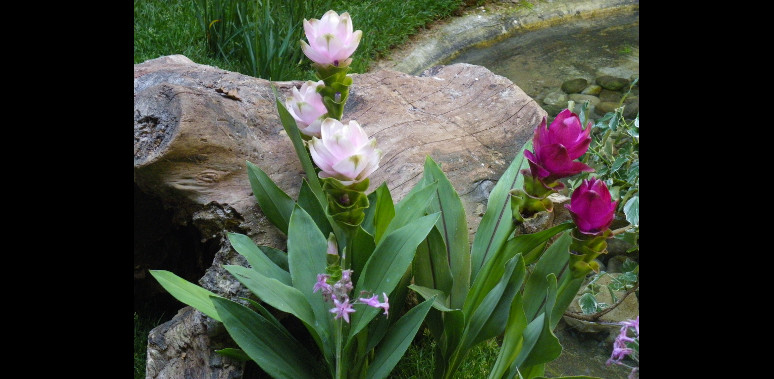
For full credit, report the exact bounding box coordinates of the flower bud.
[301,10,362,67]
[285,80,328,138]
[565,177,617,236]
[308,118,382,186]
[524,109,594,186]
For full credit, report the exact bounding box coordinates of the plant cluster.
[148,9,638,379]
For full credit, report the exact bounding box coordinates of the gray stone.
[543,89,568,106]
[595,101,619,116]
[561,78,589,94]
[581,84,602,95]
[623,98,639,119]
[598,89,622,103]
[596,75,630,91]
[568,94,600,107]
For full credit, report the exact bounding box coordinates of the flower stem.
[335,317,343,379]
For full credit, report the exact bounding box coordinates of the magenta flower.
[330,298,356,323]
[565,177,617,235]
[308,118,382,186]
[524,109,594,184]
[301,10,362,67]
[285,80,328,138]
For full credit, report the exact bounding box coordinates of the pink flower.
[313,274,333,301]
[301,10,362,67]
[524,109,594,184]
[308,118,382,186]
[285,80,328,138]
[330,298,356,323]
[358,292,389,316]
[565,177,617,235]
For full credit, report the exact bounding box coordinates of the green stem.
[336,317,343,379]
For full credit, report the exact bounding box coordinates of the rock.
[563,273,639,338]
[623,97,639,119]
[542,103,565,118]
[568,94,600,107]
[598,89,623,103]
[561,78,588,94]
[596,75,630,91]
[594,101,619,116]
[542,89,568,106]
[135,56,546,378]
[581,84,602,95]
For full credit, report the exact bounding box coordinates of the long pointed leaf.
[520,274,562,369]
[371,183,395,244]
[348,212,441,340]
[366,296,436,379]
[465,223,573,318]
[223,265,316,327]
[227,232,291,286]
[470,140,532,281]
[211,297,319,379]
[384,181,438,238]
[421,156,470,309]
[488,293,527,379]
[246,160,294,235]
[522,232,572,322]
[412,226,454,299]
[149,270,223,322]
[298,178,333,238]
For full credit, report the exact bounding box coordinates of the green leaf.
[534,376,602,379]
[371,182,395,244]
[149,270,223,322]
[258,245,289,272]
[465,223,573,319]
[360,185,381,235]
[578,293,598,315]
[211,297,319,379]
[621,258,638,273]
[461,255,525,351]
[409,284,453,312]
[223,265,316,328]
[520,274,562,369]
[246,160,295,235]
[350,226,376,285]
[227,233,291,286]
[272,87,325,206]
[298,178,333,239]
[623,195,639,226]
[470,140,532,282]
[384,180,438,238]
[215,348,251,362]
[348,212,441,340]
[285,205,333,358]
[521,232,571,323]
[366,297,436,379]
[487,293,526,379]
[412,226,454,297]
[421,156,470,309]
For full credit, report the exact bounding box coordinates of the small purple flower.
[313,274,332,294]
[565,177,617,235]
[524,109,594,184]
[358,294,380,307]
[330,298,356,323]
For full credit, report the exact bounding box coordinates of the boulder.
[135,55,546,378]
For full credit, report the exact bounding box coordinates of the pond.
[443,8,639,121]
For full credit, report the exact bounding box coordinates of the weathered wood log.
[134,54,545,378]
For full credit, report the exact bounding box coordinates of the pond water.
[444,9,639,118]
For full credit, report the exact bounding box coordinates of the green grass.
[391,330,501,378]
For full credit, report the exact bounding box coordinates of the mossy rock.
[596,75,630,91]
[581,84,602,95]
[561,78,588,94]
[598,89,622,103]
